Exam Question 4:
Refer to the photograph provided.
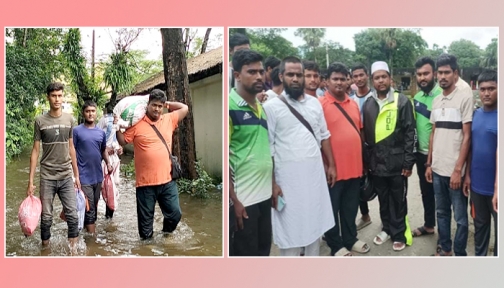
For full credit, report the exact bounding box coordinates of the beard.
[244,82,264,96]
[418,79,435,94]
[84,119,94,125]
[284,82,305,100]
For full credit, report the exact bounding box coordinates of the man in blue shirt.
[73,100,113,235]
[463,70,498,256]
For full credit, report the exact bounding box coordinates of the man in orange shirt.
[319,62,370,256]
[114,89,189,239]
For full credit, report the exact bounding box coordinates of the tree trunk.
[200,28,212,54]
[389,54,393,78]
[22,28,28,47]
[91,29,95,81]
[161,28,198,180]
[183,28,190,51]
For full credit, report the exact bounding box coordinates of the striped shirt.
[430,84,473,177]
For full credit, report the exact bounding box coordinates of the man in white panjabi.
[263,56,337,256]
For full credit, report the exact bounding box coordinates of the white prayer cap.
[371,61,390,75]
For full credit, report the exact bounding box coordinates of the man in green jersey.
[412,57,442,237]
[229,49,273,256]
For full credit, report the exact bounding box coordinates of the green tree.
[294,28,326,62]
[425,44,446,60]
[480,38,497,69]
[5,28,66,161]
[62,28,107,122]
[229,28,299,59]
[353,28,427,74]
[102,28,143,110]
[302,41,355,69]
[448,39,482,68]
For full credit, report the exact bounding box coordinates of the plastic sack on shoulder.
[113,95,149,129]
[18,195,42,237]
[102,161,119,211]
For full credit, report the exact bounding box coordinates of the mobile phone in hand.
[276,195,286,212]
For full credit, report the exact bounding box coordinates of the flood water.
[5,149,222,257]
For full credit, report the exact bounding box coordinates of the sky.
[79,27,224,62]
[277,27,498,51]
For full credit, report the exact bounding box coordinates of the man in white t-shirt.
[349,64,374,231]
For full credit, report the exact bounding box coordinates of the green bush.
[121,159,218,199]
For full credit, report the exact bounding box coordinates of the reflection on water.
[6,150,222,257]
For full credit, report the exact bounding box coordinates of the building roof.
[124,46,223,97]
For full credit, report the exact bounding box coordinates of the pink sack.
[18,195,42,237]
[102,162,119,211]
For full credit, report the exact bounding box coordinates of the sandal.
[431,246,452,256]
[373,231,390,245]
[392,241,406,251]
[334,247,353,256]
[351,240,370,254]
[412,226,435,237]
[356,218,372,231]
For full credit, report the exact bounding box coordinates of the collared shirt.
[414,84,443,154]
[372,87,396,110]
[430,84,473,177]
[229,88,273,207]
[319,92,363,181]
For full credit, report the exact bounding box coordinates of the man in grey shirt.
[26,82,81,251]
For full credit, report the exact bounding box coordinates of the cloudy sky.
[279,27,498,51]
[79,27,224,62]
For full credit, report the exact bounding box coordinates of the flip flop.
[373,231,390,245]
[412,226,434,237]
[334,247,353,257]
[351,240,370,254]
[392,241,406,251]
[357,218,372,231]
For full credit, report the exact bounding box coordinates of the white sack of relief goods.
[113,95,150,128]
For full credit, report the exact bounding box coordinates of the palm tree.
[379,28,397,76]
[294,28,326,62]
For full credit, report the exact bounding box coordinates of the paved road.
[270,166,496,257]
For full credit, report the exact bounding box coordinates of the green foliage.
[294,28,326,62]
[121,159,217,199]
[128,50,164,84]
[230,28,299,60]
[353,28,427,72]
[104,52,135,95]
[448,39,482,68]
[481,38,497,69]
[62,28,108,123]
[302,40,355,69]
[121,159,136,177]
[5,28,66,161]
[176,161,217,199]
[424,44,446,60]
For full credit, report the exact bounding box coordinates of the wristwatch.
[424,163,431,168]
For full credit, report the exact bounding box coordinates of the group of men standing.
[27,83,189,252]
[228,33,498,257]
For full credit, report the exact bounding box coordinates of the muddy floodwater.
[6,149,222,257]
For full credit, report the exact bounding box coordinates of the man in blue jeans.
[73,100,113,235]
[463,70,498,256]
[426,54,473,256]
[26,82,81,251]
